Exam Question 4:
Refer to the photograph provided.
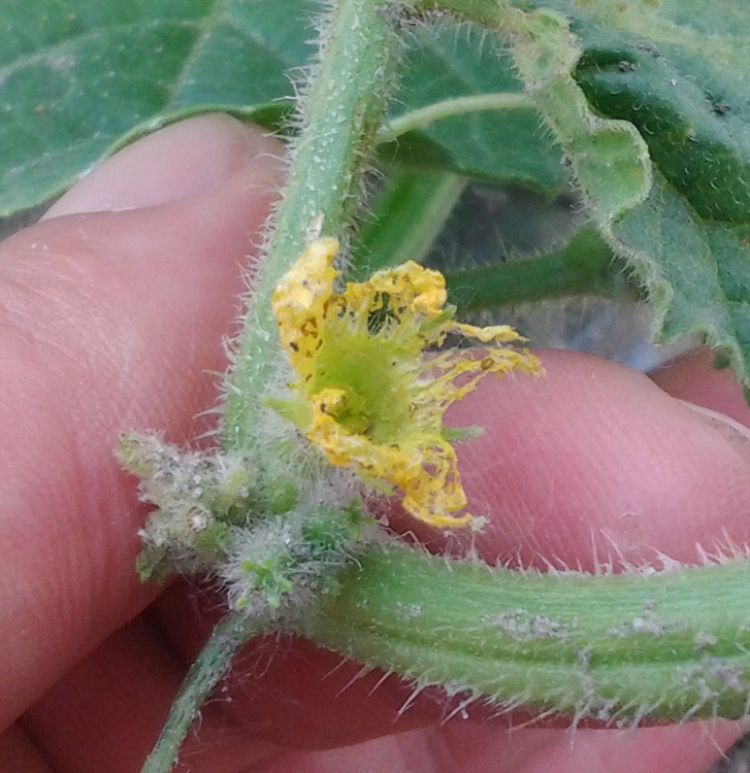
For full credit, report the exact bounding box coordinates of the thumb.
[0,114,283,729]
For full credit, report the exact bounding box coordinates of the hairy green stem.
[142,612,256,773]
[378,92,534,143]
[222,0,409,451]
[303,544,750,722]
[445,227,629,310]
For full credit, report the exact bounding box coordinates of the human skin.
[1,114,750,772]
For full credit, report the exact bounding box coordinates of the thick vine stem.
[301,544,750,723]
[142,612,257,773]
[222,0,410,452]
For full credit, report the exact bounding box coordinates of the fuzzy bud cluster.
[119,433,293,581]
[221,501,374,623]
[119,432,371,623]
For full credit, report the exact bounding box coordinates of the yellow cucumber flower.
[270,238,542,529]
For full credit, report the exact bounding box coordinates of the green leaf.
[0,0,565,216]
[0,0,306,215]
[552,0,750,385]
[0,0,306,216]
[437,0,750,387]
[429,0,652,220]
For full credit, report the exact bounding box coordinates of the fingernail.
[678,399,750,452]
[43,114,281,219]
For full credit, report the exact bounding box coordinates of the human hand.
[1,114,749,772]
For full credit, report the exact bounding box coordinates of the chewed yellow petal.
[308,392,473,528]
[341,261,447,322]
[271,237,340,379]
[427,348,543,408]
[400,437,474,528]
[444,321,525,344]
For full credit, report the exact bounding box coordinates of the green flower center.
[311,327,416,444]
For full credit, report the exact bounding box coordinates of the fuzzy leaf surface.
[518,0,750,385]
[390,25,564,191]
[0,0,311,215]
